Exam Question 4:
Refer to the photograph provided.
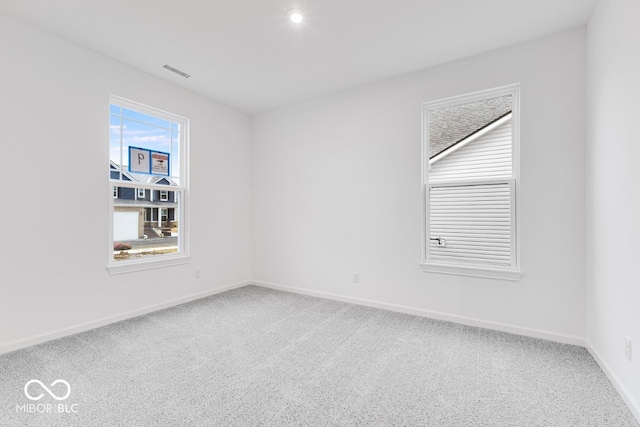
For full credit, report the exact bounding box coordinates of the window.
[108,96,189,274]
[421,85,521,280]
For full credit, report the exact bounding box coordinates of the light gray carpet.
[0,285,637,426]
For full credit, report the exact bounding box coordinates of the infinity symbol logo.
[24,379,71,401]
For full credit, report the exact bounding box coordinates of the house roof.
[136,175,178,186]
[114,199,178,209]
[429,95,512,158]
[430,112,512,165]
[110,160,136,182]
[110,161,178,186]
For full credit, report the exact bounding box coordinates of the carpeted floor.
[1,285,638,426]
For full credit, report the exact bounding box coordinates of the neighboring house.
[110,161,178,241]
[429,111,512,181]
[428,94,512,163]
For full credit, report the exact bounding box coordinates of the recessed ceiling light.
[287,9,304,24]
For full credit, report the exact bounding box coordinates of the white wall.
[586,0,640,415]
[252,29,587,343]
[0,14,252,351]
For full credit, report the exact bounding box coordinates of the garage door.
[114,211,139,241]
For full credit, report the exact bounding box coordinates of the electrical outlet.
[352,272,359,284]
[195,269,201,279]
[625,337,632,361]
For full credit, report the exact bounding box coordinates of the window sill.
[107,254,191,275]
[421,262,522,281]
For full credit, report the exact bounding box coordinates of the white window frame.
[137,188,145,199]
[107,95,190,275]
[421,84,521,280]
[160,190,169,201]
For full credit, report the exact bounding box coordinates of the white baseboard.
[587,340,640,423]
[0,280,250,355]
[251,280,586,347]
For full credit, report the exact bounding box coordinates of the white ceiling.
[0,0,597,115]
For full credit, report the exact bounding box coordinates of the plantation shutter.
[428,180,515,267]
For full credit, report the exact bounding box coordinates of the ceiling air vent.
[162,64,191,79]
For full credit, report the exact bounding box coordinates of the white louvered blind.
[428,180,515,266]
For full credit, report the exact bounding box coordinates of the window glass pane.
[110,104,181,182]
[113,187,180,262]
[117,119,174,181]
[110,105,121,116]
[429,182,512,266]
[429,95,512,158]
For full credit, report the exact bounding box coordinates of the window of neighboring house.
[421,84,521,280]
[108,95,189,274]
